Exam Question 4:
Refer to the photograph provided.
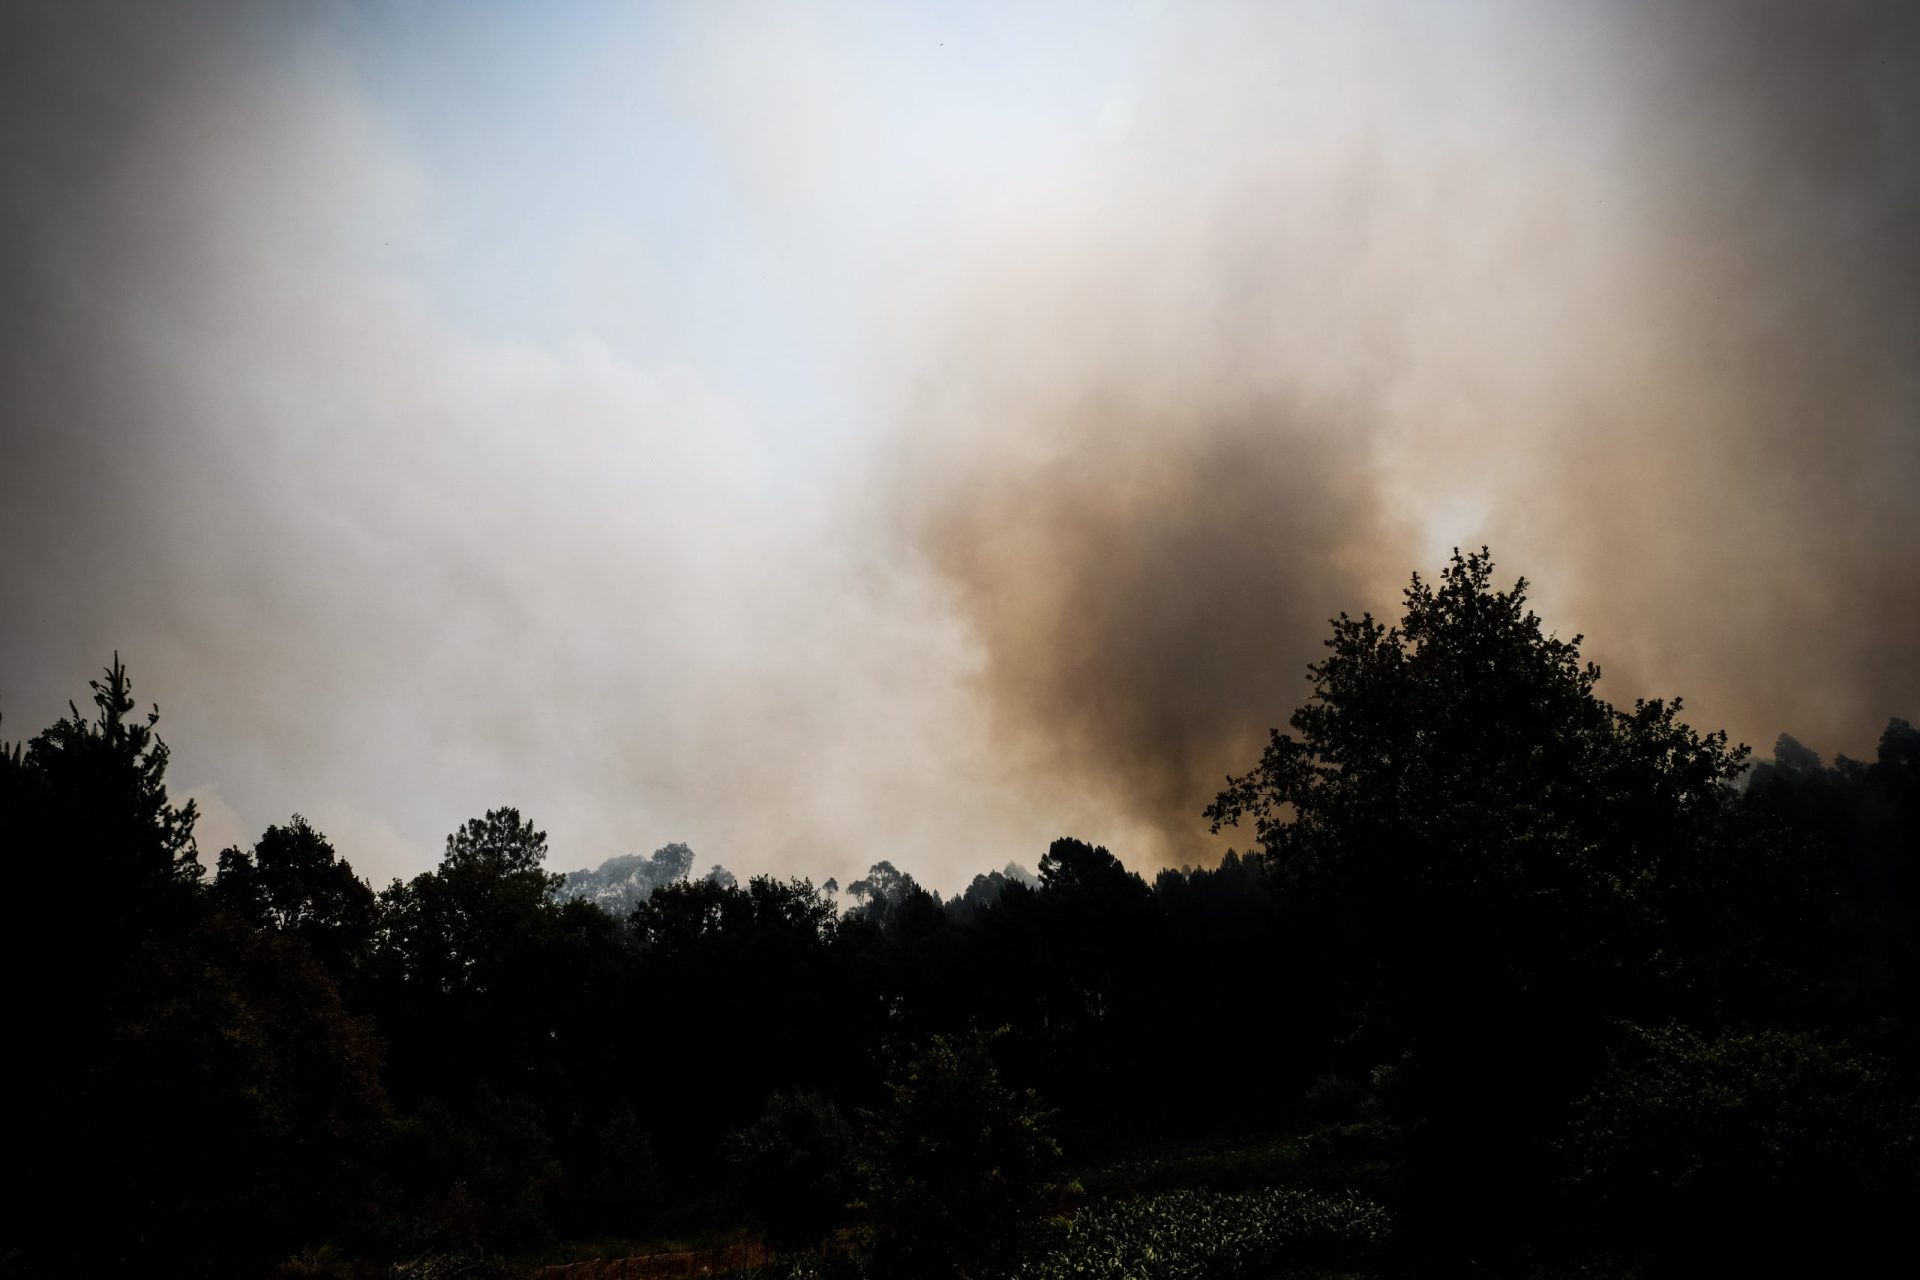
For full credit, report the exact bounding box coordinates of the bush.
[725,1091,856,1246]
[1562,1023,1920,1261]
[863,1029,1061,1278]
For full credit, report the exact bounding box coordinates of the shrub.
[1562,1023,1920,1261]
[725,1091,857,1247]
[863,1030,1061,1278]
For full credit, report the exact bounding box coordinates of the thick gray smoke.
[0,1,1020,887]
[4,2,1916,884]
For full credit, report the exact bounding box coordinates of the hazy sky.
[5,1,1917,891]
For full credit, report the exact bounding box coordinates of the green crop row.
[1013,1186,1392,1280]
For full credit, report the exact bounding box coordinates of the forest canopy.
[2,552,1914,1278]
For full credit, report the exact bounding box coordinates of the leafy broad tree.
[724,1090,857,1247]
[1563,1022,1920,1266]
[1204,549,1827,1257]
[863,1028,1062,1279]
[215,813,377,980]
[1205,548,1762,1005]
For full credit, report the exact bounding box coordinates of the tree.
[215,814,376,979]
[381,808,562,989]
[626,875,851,1168]
[557,841,697,916]
[863,1029,1061,1279]
[1026,839,1159,1134]
[1563,1023,1920,1268]
[3,653,201,913]
[846,859,941,933]
[1205,550,1773,1007]
[1744,718,1920,1027]
[724,1090,857,1246]
[1203,549,1804,1258]
[1037,837,1145,902]
[1,658,388,1275]
[369,807,569,1102]
[443,805,559,881]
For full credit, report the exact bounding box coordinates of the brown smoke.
[911,394,1390,868]
[891,0,1920,866]
[1529,1,1920,757]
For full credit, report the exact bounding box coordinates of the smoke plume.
[885,0,1920,862]
[4,2,1916,884]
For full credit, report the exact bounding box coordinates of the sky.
[4,1,1917,892]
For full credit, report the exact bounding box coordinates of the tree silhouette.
[4,654,201,906]
[1204,549,1795,1259]
[215,813,376,979]
[864,1029,1060,1278]
[1,658,387,1274]
[369,807,572,1102]
[724,1090,857,1246]
[3,610,1910,1274]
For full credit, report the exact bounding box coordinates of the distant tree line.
[2,550,1914,1276]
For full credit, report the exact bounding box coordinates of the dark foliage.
[1,659,388,1277]
[862,1029,1061,1279]
[216,814,377,980]
[724,1091,856,1247]
[3,552,1914,1275]
[1203,550,1857,1261]
[1563,1023,1919,1268]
